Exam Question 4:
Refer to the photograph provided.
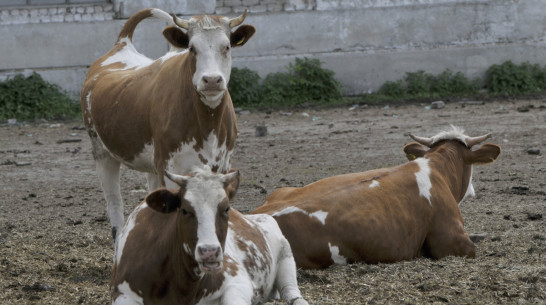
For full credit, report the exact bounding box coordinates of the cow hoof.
[292,298,309,305]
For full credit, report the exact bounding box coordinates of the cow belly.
[166,135,232,176]
[91,134,156,173]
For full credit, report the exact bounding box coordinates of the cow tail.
[115,8,175,44]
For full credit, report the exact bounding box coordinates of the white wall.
[1,0,545,95]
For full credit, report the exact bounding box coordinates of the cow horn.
[465,133,492,148]
[408,134,434,147]
[171,13,190,30]
[229,10,247,28]
[165,171,189,186]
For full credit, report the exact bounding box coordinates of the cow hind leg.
[274,238,309,305]
[95,155,124,241]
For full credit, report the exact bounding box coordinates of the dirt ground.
[0,98,544,304]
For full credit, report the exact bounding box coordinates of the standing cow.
[111,166,309,305]
[252,127,501,269]
[81,8,255,240]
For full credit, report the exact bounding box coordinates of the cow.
[110,166,309,305]
[80,8,256,241]
[252,126,501,269]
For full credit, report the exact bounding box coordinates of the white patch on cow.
[129,142,155,172]
[160,49,187,64]
[183,243,193,256]
[101,37,153,71]
[414,158,432,206]
[328,243,347,265]
[460,167,475,205]
[369,180,380,188]
[115,281,143,305]
[272,207,328,225]
[115,203,148,265]
[166,131,232,186]
[85,91,92,124]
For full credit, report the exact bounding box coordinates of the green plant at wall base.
[486,61,546,95]
[0,73,80,121]
[230,57,344,108]
[377,69,479,99]
[228,67,261,106]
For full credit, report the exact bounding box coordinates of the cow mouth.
[199,261,222,273]
[200,89,225,96]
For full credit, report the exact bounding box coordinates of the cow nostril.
[216,77,222,84]
[203,78,209,84]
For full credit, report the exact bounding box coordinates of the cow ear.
[146,188,181,214]
[223,169,240,200]
[403,142,427,161]
[230,25,256,47]
[163,26,189,49]
[466,143,501,165]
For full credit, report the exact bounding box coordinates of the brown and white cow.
[81,8,255,240]
[111,166,309,305]
[252,127,501,269]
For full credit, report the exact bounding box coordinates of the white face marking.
[328,242,347,265]
[183,172,227,265]
[101,37,153,71]
[369,180,380,188]
[414,158,432,206]
[272,207,328,225]
[190,26,232,108]
[116,281,144,305]
[115,203,148,265]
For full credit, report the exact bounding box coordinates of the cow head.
[145,166,240,275]
[162,11,256,109]
[403,126,501,202]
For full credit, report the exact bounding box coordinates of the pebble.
[430,101,445,109]
[469,232,488,243]
[255,125,267,137]
[525,148,540,155]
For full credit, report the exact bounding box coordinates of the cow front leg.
[425,219,476,259]
[96,155,124,242]
[275,238,309,305]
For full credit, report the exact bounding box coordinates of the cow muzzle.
[196,244,223,273]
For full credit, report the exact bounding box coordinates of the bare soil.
[1,99,545,304]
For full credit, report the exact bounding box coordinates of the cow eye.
[181,208,188,215]
[225,206,230,215]
[189,46,195,54]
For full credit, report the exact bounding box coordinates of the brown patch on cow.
[229,211,272,276]
[198,153,208,164]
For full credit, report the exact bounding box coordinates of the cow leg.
[274,238,309,305]
[146,173,161,191]
[96,155,124,242]
[425,220,476,259]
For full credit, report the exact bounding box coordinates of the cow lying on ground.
[111,166,309,305]
[81,8,256,240]
[252,127,501,269]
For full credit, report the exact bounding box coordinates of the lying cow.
[252,127,501,269]
[111,166,309,305]
[81,8,256,240]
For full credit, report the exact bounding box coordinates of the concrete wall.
[1,0,545,96]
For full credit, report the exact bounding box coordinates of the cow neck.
[168,213,226,302]
[427,142,471,203]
